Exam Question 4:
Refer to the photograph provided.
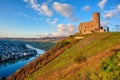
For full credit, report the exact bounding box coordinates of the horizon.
[0,36,66,38]
[0,0,120,38]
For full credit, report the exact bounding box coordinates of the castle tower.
[79,12,105,34]
[92,12,100,30]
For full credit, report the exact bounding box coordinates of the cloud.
[33,17,39,21]
[112,24,120,31]
[102,9,117,19]
[18,12,31,18]
[57,24,77,35]
[36,24,77,38]
[0,33,5,38]
[46,18,58,25]
[117,4,120,11]
[24,14,31,18]
[41,4,53,17]
[114,24,120,27]
[46,18,50,22]
[98,0,107,9]
[23,0,53,17]
[83,5,90,11]
[53,2,74,18]
[24,0,29,2]
[101,21,109,27]
[57,24,66,32]
[102,4,120,19]
[36,33,49,38]
[23,1,77,21]
[36,32,61,38]
[57,24,76,33]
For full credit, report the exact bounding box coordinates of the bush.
[69,35,74,39]
[61,41,70,48]
[74,53,86,63]
[78,71,81,77]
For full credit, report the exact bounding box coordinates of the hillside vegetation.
[8,32,120,80]
[8,35,79,80]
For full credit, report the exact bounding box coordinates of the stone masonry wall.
[79,12,103,34]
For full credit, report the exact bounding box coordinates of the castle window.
[100,26,103,29]
[84,26,86,32]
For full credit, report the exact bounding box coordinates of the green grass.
[26,32,120,80]
[98,51,120,80]
[77,51,120,80]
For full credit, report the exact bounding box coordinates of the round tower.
[92,12,100,29]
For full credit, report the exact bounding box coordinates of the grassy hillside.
[8,32,120,80]
[25,32,120,80]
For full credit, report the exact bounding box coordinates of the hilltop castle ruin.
[79,12,109,34]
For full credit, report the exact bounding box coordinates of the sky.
[0,0,120,38]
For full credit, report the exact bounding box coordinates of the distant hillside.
[7,32,120,80]
[0,37,66,43]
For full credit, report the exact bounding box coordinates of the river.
[0,44,45,77]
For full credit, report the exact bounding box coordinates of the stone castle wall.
[79,12,105,34]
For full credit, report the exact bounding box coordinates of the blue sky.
[0,0,120,38]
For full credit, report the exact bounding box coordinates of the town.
[0,40,37,62]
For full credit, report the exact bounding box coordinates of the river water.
[0,44,45,77]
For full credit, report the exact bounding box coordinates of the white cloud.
[29,0,41,12]
[41,4,53,17]
[66,24,75,32]
[46,18,50,22]
[36,33,49,38]
[24,0,29,2]
[117,4,120,11]
[83,5,90,11]
[57,24,66,32]
[101,21,109,27]
[23,0,53,17]
[51,32,61,37]
[102,9,117,19]
[23,0,43,14]
[18,12,31,18]
[54,18,58,21]
[36,24,77,38]
[57,24,77,35]
[24,14,30,17]
[46,18,58,25]
[70,17,79,22]
[36,32,61,37]
[102,4,120,19]
[98,0,107,9]
[53,2,74,18]
[18,12,42,21]
[52,18,58,24]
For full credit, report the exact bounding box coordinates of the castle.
[79,12,109,34]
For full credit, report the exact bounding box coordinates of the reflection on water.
[0,44,44,77]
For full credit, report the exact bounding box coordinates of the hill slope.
[8,32,120,80]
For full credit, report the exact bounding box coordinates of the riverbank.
[26,44,44,55]
[0,44,45,78]
[0,41,37,63]
[26,42,55,51]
